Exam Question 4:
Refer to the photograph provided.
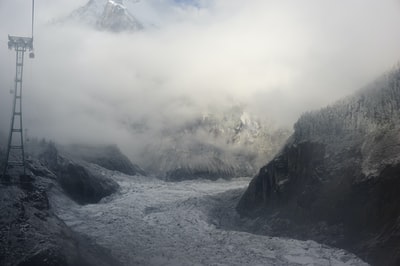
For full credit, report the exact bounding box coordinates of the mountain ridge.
[237,66,400,266]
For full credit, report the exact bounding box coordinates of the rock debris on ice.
[50,172,368,266]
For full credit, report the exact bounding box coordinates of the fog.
[1,0,400,157]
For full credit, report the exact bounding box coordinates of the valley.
[50,171,368,266]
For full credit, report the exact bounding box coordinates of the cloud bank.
[1,0,400,157]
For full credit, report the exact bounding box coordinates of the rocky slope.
[0,141,134,266]
[25,140,148,204]
[136,106,290,180]
[0,180,123,266]
[237,67,400,265]
[0,139,147,265]
[68,0,143,32]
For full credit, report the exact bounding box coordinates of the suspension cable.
[31,0,35,40]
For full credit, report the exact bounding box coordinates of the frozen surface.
[50,171,369,266]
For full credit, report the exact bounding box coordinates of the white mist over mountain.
[1,0,400,159]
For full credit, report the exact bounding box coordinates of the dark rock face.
[32,142,122,205]
[238,141,325,211]
[28,141,148,204]
[57,160,119,204]
[237,68,400,265]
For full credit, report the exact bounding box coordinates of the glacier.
[49,168,368,266]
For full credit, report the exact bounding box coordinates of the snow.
[50,172,369,266]
[108,0,127,9]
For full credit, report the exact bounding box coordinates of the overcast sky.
[1,0,400,151]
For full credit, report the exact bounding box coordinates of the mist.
[1,0,400,159]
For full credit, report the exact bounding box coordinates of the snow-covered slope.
[50,171,368,266]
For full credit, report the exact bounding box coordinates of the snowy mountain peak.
[108,0,126,9]
[67,0,143,32]
[98,0,142,32]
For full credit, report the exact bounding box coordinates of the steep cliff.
[237,67,400,265]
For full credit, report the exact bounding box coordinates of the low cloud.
[1,0,400,157]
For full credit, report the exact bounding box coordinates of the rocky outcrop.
[0,177,123,266]
[56,159,120,204]
[29,142,125,205]
[237,68,400,265]
[238,141,326,211]
[26,141,147,204]
[0,140,131,265]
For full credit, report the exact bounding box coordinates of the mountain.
[135,106,291,180]
[0,142,368,266]
[68,0,143,32]
[237,66,400,265]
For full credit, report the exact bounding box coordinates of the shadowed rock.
[237,67,400,266]
[57,159,119,204]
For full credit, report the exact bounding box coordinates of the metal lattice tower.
[2,1,35,181]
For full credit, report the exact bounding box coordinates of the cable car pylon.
[2,0,35,183]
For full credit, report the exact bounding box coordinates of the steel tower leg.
[2,46,26,179]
